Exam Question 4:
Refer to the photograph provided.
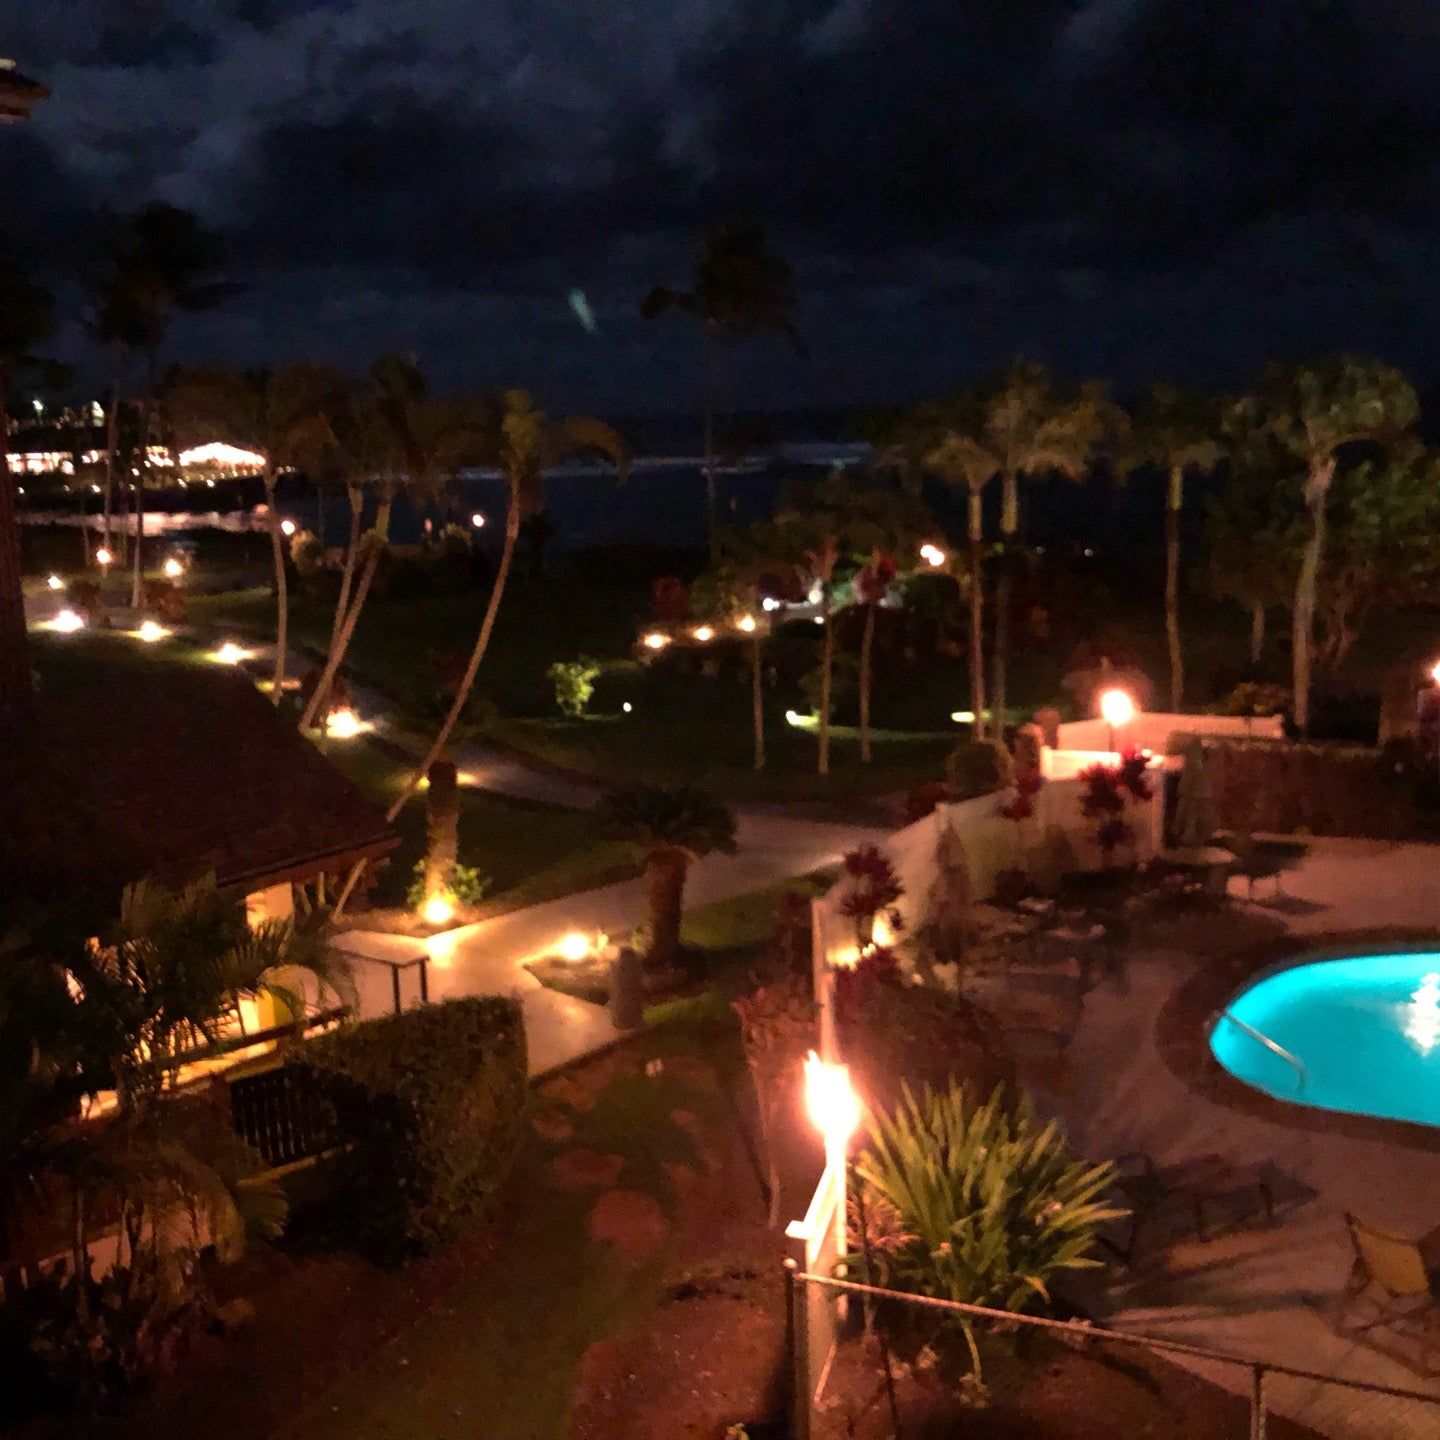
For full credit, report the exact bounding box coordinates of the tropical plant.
[297,356,476,730]
[0,881,325,1405]
[597,785,738,968]
[73,875,348,1098]
[850,1081,1121,1381]
[920,403,995,740]
[1124,384,1223,709]
[1206,419,1302,668]
[547,656,603,718]
[972,364,1116,727]
[378,391,628,827]
[771,470,928,774]
[1232,357,1419,733]
[166,363,347,701]
[642,221,806,561]
[0,243,53,708]
[695,536,775,771]
[88,203,237,607]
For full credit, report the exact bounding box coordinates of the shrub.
[405,860,490,912]
[548,657,603,718]
[851,1082,1120,1379]
[297,997,527,1258]
[1212,681,1290,719]
[946,739,1011,799]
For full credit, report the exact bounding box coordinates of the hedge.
[1198,737,1433,840]
[297,996,528,1257]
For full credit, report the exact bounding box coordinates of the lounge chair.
[1108,1152,1276,1261]
[1336,1213,1440,1373]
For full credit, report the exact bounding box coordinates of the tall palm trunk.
[645,845,690,969]
[1164,464,1184,711]
[1291,457,1335,736]
[265,464,288,704]
[859,602,876,764]
[703,328,720,565]
[751,632,765,770]
[0,369,31,710]
[129,382,155,610]
[331,486,363,652]
[129,477,145,609]
[1249,599,1265,667]
[817,584,834,776]
[991,471,1019,733]
[102,383,119,569]
[967,485,986,740]
[386,486,520,823]
[299,494,392,730]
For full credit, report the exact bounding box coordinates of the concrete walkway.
[1040,837,1440,1438]
[337,806,882,1074]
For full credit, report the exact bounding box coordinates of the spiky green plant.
[850,1081,1122,1379]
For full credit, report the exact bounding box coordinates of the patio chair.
[1108,1152,1276,1261]
[1223,831,1307,900]
[1336,1213,1440,1373]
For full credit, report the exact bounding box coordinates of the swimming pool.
[1210,951,1440,1128]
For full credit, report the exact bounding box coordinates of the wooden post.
[784,1257,811,1440]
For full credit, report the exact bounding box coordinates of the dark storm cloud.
[10,0,1440,408]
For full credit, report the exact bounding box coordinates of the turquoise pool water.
[1211,952,1440,1128]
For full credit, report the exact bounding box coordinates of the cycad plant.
[850,1081,1121,1380]
[598,784,738,968]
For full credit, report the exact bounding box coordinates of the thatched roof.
[0,661,396,911]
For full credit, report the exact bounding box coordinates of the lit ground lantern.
[325,706,365,739]
[49,608,84,633]
[736,614,758,634]
[692,624,715,643]
[136,620,169,643]
[421,894,455,927]
[470,512,486,529]
[213,641,252,665]
[280,518,297,538]
[162,556,184,580]
[95,547,113,567]
[919,542,947,568]
[45,574,63,591]
[641,631,670,652]
[1099,687,1136,752]
[555,931,594,962]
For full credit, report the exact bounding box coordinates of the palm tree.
[88,204,236,607]
[297,355,483,731]
[1124,385,1222,710]
[695,535,776,770]
[642,221,806,562]
[982,363,1114,728]
[383,390,628,822]
[1236,358,1419,733]
[166,363,347,701]
[0,244,53,709]
[920,405,994,738]
[598,785,737,969]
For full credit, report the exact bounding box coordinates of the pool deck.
[1035,836,1440,1439]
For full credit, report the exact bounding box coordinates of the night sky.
[6,1,1440,415]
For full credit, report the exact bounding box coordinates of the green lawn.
[322,737,631,912]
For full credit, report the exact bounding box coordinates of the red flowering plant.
[854,550,898,607]
[1079,747,1153,862]
[833,843,906,1011]
[998,768,1044,822]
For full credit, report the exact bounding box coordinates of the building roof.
[0,660,397,912]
